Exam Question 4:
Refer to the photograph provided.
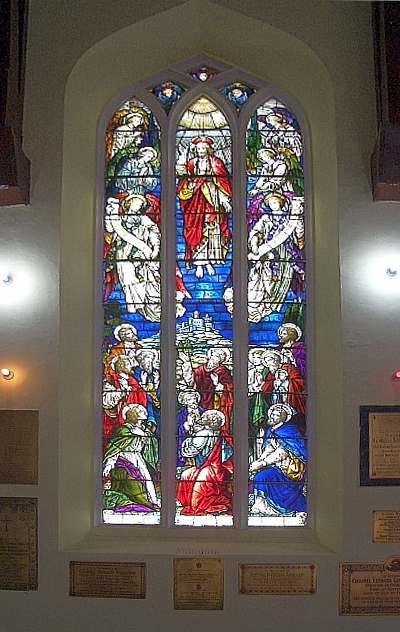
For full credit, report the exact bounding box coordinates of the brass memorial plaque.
[373,511,400,543]
[174,558,223,610]
[239,563,316,595]
[0,497,38,591]
[340,559,400,615]
[70,562,146,598]
[0,410,38,484]
[369,413,400,479]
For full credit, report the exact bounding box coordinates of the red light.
[393,370,400,380]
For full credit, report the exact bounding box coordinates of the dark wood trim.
[0,0,30,206]
[371,2,400,201]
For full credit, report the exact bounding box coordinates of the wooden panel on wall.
[0,410,38,484]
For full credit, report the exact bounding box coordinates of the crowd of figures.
[101,91,307,524]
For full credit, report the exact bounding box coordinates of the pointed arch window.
[101,60,307,528]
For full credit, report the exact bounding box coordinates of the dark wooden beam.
[0,0,30,206]
[371,2,400,201]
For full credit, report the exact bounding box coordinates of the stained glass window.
[101,69,307,529]
[175,97,233,526]
[152,81,184,113]
[220,82,254,111]
[190,65,219,82]
[103,98,162,525]
[246,98,306,526]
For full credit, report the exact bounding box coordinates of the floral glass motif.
[102,97,162,525]
[152,81,185,113]
[245,98,307,527]
[175,96,234,526]
[190,65,219,82]
[220,82,254,111]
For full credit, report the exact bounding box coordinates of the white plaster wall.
[0,1,399,631]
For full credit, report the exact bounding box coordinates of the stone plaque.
[360,406,400,486]
[0,410,38,484]
[174,558,223,610]
[0,497,38,591]
[239,563,316,594]
[340,559,400,615]
[373,511,400,543]
[70,562,146,598]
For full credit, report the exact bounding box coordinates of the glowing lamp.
[1,368,14,380]
[393,370,400,381]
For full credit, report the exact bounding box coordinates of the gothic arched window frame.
[99,56,312,531]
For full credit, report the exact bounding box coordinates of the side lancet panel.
[246,98,307,526]
[102,98,162,524]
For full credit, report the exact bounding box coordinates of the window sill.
[62,524,336,557]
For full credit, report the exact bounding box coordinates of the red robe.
[176,435,232,515]
[262,363,306,416]
[193,363,233,431]
[177,156,232,261]
[103,372,147,440]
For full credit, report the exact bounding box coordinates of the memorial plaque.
[360,406,400,486]
[0,410,38,484]
[340,559,400,615]
[369,413,400,478]
[174,558,223,610]
[373,511,400,543]
[0,497,38,591]
[70,562,146,598]
[239,563,316,595]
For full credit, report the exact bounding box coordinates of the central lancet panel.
[175,97,234,526]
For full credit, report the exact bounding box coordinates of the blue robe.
[253,422,307,515]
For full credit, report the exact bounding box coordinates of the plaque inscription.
[340,560,400,615]
[0,410,38,485]
[0,497,38,591]
[174,558,223,610]
[373,511,400,543]
[369,413,400,479]
[70,562,146,598]
[239,564,316,595]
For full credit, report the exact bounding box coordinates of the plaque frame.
[360,405,400,486]
[372,510,400,543]
[340,560,400,616]
[173,557,224,610]
[239,563,316,595]
[69,561,146,599]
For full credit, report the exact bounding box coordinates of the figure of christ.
[249,403,307,517]
[180,348,233,434]
[177,136,232,278]
[176,410,233,516]
[102,355,147,442]
[103,404,160,513]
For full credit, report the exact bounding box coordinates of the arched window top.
[101,59,307,529]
